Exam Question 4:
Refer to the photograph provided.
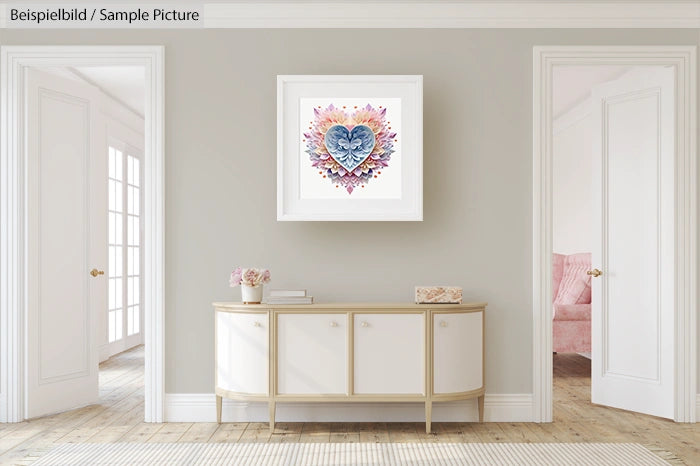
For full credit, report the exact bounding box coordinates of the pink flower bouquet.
[229,267,271,288]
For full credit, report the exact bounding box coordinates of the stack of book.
[264,289,314,305]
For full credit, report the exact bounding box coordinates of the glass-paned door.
[108,141,143,355]
[126,154,141,337]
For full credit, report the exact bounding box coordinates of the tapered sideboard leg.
[269,401,276,432]
[425,400,432,434]
[216,395,222,424]
[478,395,484,423]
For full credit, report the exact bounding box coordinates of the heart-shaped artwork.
[303,103,397,194]
[324,125,376,172]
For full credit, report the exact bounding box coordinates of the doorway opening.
[0,46,164,423]
[532,46,697,423]
[28,64,145,419]
[551,64,669,420]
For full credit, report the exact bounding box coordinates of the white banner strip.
[1,2,699,29]
[4,4,203,28]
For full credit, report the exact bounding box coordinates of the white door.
[216,312,268,395]
[590,67,674,419]
[433,312,482,394]
[354,314,424,394]
[26,69,104,418]
[277,314,346,394]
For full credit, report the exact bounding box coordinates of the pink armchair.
[552,253,591,353]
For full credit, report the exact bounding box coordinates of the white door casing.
[532,46,696,423]
[353,313,424,394]
[26,69,102,418]
[590,67,674,418]
[277,313,347,395]
[0,46,164,423]
[216,312,268,395]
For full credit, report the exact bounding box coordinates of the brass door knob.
[586,268,603,277]
[90,268,105,277]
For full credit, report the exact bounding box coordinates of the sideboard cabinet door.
[354,313,424,394]
[216,312,268,394]
[433,311,483,394]
[277,313,347,394]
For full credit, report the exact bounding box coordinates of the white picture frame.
[277,75,423,221]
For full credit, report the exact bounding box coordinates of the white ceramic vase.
[241,284,263,304]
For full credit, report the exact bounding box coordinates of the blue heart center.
[324,125,376,172]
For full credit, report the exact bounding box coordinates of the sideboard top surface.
[213,302,487,312]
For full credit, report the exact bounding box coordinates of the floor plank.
[269,422,303,443]
[146,423,191,443]
[209,423,246,443]
[179,423,219,443]
[238,423,272,443]
[119,423,165,443]
[299,422,331,443]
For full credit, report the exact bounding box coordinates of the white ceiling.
[71,66,145,117]
[553,65,632,119]
[35,66,145,117]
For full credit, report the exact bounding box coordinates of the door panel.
[433,312,482,394]
[216,312,268,394]
[354,313,424,394]
[37,90,89,381]
[605,92,660,380]
[591,67,674,419]
[27,69,102,418]
[277,313,346,394]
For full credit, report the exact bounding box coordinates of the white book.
[268,289,307,297]
[266,296,313,301]
[265,296,314,304]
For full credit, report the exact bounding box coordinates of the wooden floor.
[0,348,697,465]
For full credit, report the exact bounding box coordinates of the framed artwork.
[277,75,423,221]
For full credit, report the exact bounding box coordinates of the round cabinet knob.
[440,321,448,328]
[253,321,261,327]
[329,321,338,327]
[361,321,369,328]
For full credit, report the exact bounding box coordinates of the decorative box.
[415,286,463,304]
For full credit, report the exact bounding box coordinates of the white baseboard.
[165,393,533,423]
[696,394,700,422]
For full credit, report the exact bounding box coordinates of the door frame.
[532,46,697,423]
[0,46,165,423]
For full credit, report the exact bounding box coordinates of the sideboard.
[213,302,486,433]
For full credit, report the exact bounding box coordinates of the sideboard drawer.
[277,313,347,394]
[433,311,483,394]
[216,312,268,394]
[354,313,424,394]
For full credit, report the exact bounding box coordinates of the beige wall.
[1,29,698,395]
